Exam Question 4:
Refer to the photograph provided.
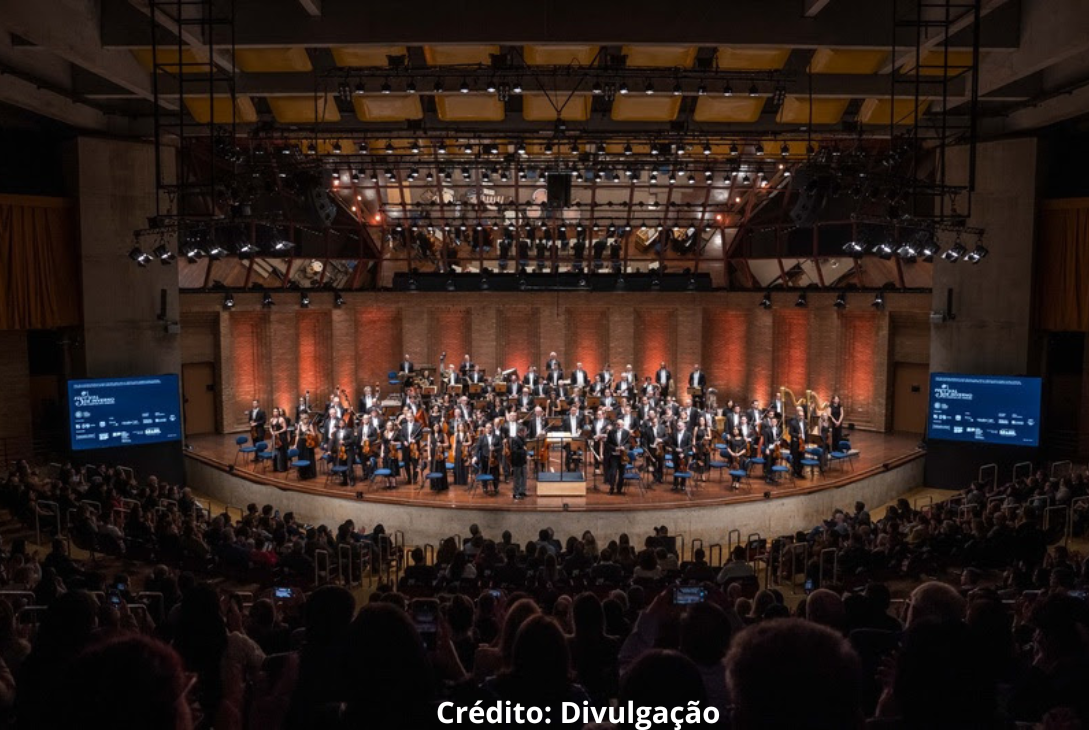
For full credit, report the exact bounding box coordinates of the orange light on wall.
[841,311,879,423]
[296,310,332,409]
[500,308,539,375]
[229,312,266,426]
[432,308,472,375]
[702,309,749,399]
[357,307,403,392]
[773,310,809,396]
[636,310,676,386]
[566,308,608,377]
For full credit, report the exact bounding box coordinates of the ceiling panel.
[423,45,501,66]
[692,96,766,123]
[331,45,408,67]
[267,94,341,123]
[234,47,312,72]
[716,47,791,70]
[808,48,890,74]
[621,45,697,68]
[434,94,505,121]
[611,95,682,122]
[776,96,851,124]
[352,93,424,121]
[522,92,591,121]
[523,45,599,66]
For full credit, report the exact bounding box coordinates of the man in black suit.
[655,362,672,396]
[516,390,535,412]
[647,415,669,484]
[562,405,584,471]
[747,399,763,431]
[330,423,355,486]
[400,354,415,375]
[788,406,808,479]
[546,367,563,387]
[605,424,630,495]
[545,351,562,373]
[355,414,381,479]
[598,363,615,387]
[727,404,743,432]
[688,365,708,408]
[401,416,423,484]
[527,407,550,438]
[671,420,693,492]
[459,354,474,376]
[524,366,541,390]
[761,414,783,484]
[510,426,529,500]
[570,362,590,389]
[248,400,267,445]
[472,422,502,495]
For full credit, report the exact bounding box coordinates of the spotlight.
[433,79,444,93]
[437,141,447,155]
[843,240,865,256]
[385,140,394,154]
[152,244,175,265]
[748,82,760,96]
[463,142,473,155]
[459,78,470,93]
[834,292,847,309]
[920,233,941,258]
[334,290,345,307]
[332,140,342,154]
[129,245,151,267]
[511,80,523,94]
[223,292,235,309]
[591,80,603,95]
[754,143,764,156]
[668,172,677,184]
[780,142,790,157]
[729,143,739,156]
[697,83,707,96]
[381,78,391,94]
[300,291,310,308]
[759,292,772,309]
[569,141,580,154]
[485,78,497,93]
[872,292,885,309]
[940,238,967,264]
[723,82,734,97]
[795,291,807,308]
[624,142,633,155]
[741,173,751,185]
[965,243,988,263]
[544,142,554,155]
[183,246,203,263]
[207,244,226,260]
[618,82,629,95]
[262,292,274,308]
[516,140,526,155]
[406,80,417,94]
[702,142,712,156]
[896,241,919,259]
[306,142,317,155]
[872,240,895,258]
[353,81,365,96]
[672,81,683,95]
[410,139,421,154]
[644,80,655,95]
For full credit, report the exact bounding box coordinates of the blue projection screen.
[927,373,1041,447]
[68,375,182,450]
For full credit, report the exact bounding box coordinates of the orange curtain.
[1037,199,1089,332]
[0,195,80,330]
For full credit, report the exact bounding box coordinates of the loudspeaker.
[546,173,572,209]
[789,171,826,226]
[307,186,338,227]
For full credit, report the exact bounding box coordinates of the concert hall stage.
[183,432,926,545]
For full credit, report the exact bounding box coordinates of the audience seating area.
[0,457,1086,728]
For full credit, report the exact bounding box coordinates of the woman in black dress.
[693,415,711,483]
[452,421,471,486]
[269,407,289,472]
[294,414,318,479]
[425,428,449,492]
[829,395,845,450]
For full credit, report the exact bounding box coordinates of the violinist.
[500,413,520,482]
[671,420,693,492]
[760,413,783,485]
[570,362,589,389]
[268,407,289,473]
[472,421,502,496]
[356,413,380,480]
[358,385,381,414]
[452,421,472,486]
[294,414,318,480]
[423,428,448,492]
[727,427,749,469]
[330,418,354,486]
[400,409,423,484]
[380,420,402,485]
[646,413,669,486]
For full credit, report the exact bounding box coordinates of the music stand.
[586,396,601,409]
[687,386,703,397]
[494,382,508,394]
[468,383,484,398]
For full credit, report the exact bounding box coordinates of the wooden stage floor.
[185,431,924,512]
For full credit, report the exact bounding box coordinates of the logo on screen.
[933,384,972,401]
[73,390,117,407]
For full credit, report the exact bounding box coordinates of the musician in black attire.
[605,424,630,495]
[401,416,423,484]
[647,415,669,485]
[829,394,845,449]
[788,406,808,479]
[248,400,267,446]
[294,414,318,480]
[761,414,783,484]
[510,426,529,500]
[355,414,380,480]
[472,422,502,496]
[671,420,693,492]
[687,365,708,408]
[330,420,354,486]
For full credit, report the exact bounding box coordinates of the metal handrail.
[1068,496,1089,546]
[424,543,435,565]
[726,529,741,555]
[1013,461,1033,482]
[708,543,723,567]
[35,500,59,547]
[784,542,808,594]
[818,547,838,587]
[1050,461,1072,480]
[913,495,933,512]
[314,549,330,586]
[1044,505,1068,534]
[978,463,997,489]
[338,543,357,587]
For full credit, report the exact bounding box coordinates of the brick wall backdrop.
[566,307,609,377]
[183,291,930,434]
[356,307,402,391]
[635,309,677,384]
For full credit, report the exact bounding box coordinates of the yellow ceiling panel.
[435,94,505,121]
[130,48,211,74]
[234,47,312,73]
[858,97,931,125]
[267,94,341,123]
[611,95,682,122]
[522,93,591,121]
[331,45,408,67]
[692,96,765,123]
[423,45,501,66]
[716,47,791,70]
[776,96,850,124]
[524,45,599,66]
[352,94,423,121]
[808,48,890,74]
[901,49,974,76]
[621,45,697,68]
[184,95,258,124]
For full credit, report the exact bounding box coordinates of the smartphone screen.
[804,578,815,595]
[274,587,294,600]
[673,586,707,605]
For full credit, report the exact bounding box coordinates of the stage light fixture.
[306,142,316,155]
[668,172,677,184]
[544,142,554,155]
[485,78,497,93]
[795,291,807,308]
[920,233,941,258]
[723,82,734,97]
[965,242,988,264]
[353,82,365,96]
[843,240,865,256]
[729,143,739,156]
[754,143,764,156]
[624,142,633,155]
[942,239,966,262]
[334,290,345,307]
[223,292,235,309]
[569,141,580,154]
[644,80,655,95]
[433,79,444,93]
[152,244,174,265]
[129,245,151,267]
[511,80,523,94]
[672,81,683,95]
[300,291,310,308]
[436,141,447,155]
[780,142,790,157]
[410,139,421,154]
[381,78,392,94]
[896,241,918,259]
[697,83,707,96]
[385,140,394,154]
[834,292,847,309]
[262,292,274,308]
[463,142,473,154]
[591,80,603,95]
[759,292,772,309]
[741,173,751,185]
[748,82,760,96]
[872,292,885,309]
[406,80,417,94]
[516,140,527,155]
[331,140,342,154]
[872,240,894,258]
[207,243,226,260]
[459,78,470,93]
[618,82,629,95]
[183,246,203,263]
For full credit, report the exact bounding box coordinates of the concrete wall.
[186,454,923,547]
[76,137,180,379]
[930,138,1038,375]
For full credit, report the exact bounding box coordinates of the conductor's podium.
[535,432,587,505]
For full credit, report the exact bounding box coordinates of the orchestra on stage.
[244,352,847,500]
